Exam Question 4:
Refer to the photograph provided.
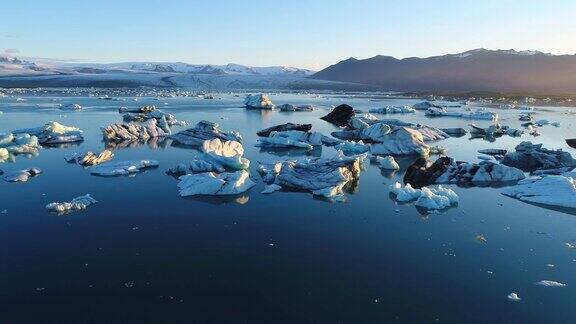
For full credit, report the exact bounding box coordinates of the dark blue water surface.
[1,93,576,323]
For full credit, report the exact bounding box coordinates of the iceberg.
[170,120,242,146]
[177,170,256,196]
[501,141,576,172]
[90,160,159,176]
[167,159,225,175]
[278,104,314,112]
[369,127,431,156]
[245,94,274,109]
[320,104,355,126]
[374,155,400,170]
[369,106,416,114]
[3,168,42,182]
[390,182,459,210]
[412,101,441,110]
[65,150,114,166]
[120,105,186,126]
[502,175,576,209]
[46,194,97,214]
[535,280,566,287]
[260,153,366,200]
[202,139,250,170]
[256,130,338,149]
[13,121,84,144]
[102,118,171,142]
[426,107,498,121]
[335,140,370,156]
[257,123,312,137]
[0,133,41,155]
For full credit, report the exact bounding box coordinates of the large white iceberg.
[13,121,84,144]
[502,175,576,209]
[202,139,250,170]
[46,194,97,214]
[170,120,242,146]
[370,127,431,156]
[245,94,274,109]
[177,170,256,196]
[90,160,159,176]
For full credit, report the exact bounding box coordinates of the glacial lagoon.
[1,92,575,322]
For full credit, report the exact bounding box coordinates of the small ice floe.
[120,105,186,126]
[566,242,576,249]
[256,130,337,150]
[102,118,171,142]
[45,194,97,214]
[170,120,242,146]
[257,123,312,137]
[261,184,282,194]
[277,104,314,112]
[335,140,369,156]
[3,168,42,182]
[425,107,498,121]
[245,94,274,109]
[258,152,366,201]
[0,133,41,155]
[535,280,566,287]
[60,103,82,111]
[470,123,523,138]
[90,160,159,177]
[501,142,576,172]
[404,157,525,187]
[476,234,488,243]
[369,106,416,114]
[390,182,459,211]
[65,150,114,166]
[507,293,521,301]
[320,104,355,126]
[502,175,576,209]
[13,121,84,144]
[374,155,400,170]
[202,139,250,170]
[177,170,256,196]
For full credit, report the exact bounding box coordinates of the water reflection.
[105,137,171,151]
[258,145,322,157]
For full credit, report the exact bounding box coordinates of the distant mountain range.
[0,56,314,77]
[0,56,370,90]
[311,49,576,94]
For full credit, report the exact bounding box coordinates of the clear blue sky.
[1,0,575,70]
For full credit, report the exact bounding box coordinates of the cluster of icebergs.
[120,105,187,127]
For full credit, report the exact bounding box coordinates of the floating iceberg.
[426,107,498,121]
[405,157,525,187]
[369,127,432,156]
[102,118,170,142]
[390,182,459,210]
[167,159,225,175]
[257,123,312,137]
[65,150,114,166]
[502,175,576,209]
[90,160,159,176]
[120,105,186,126]
[256,130,338,149]
[202,139,250,170]
[3,168,42,182]
[177,170,255,196]
[170,120,242,146]
[13,121,84,144]
[259,153,366,200]
[278,104,314,112]
[535,280,566,287]
[245,94,274,109]
[335,140,370,156]
[46,194,97,214]
[374,155,400,170]
[369,106,415,114]
[320,104,355,126]
[412,101,442,110]
[501,142,576,172]
[0,133,41,155]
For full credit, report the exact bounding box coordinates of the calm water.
[1,93,575,323]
